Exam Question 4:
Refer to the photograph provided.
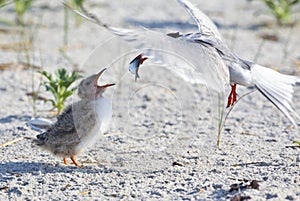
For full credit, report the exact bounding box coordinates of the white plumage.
[34,69,115,167]
[66,0,300,125]
[79,96,112,151]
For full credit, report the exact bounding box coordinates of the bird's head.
[77,68,115,99]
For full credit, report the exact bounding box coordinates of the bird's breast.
[228,62,252,86]
[95,97,112,133]
[76,97,112,151]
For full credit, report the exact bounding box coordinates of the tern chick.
[34,68,115,167]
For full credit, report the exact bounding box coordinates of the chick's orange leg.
[70,156,81,167]
[227,84,237,107]
[63,157,67,165]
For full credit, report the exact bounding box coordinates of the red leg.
[227,84,237,107]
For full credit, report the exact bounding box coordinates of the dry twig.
[0,137,24,148]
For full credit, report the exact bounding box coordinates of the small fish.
[129,54,148,81]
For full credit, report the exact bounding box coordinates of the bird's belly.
[95,97,112,133]
[77,97,112,151]
[228,63,252,86]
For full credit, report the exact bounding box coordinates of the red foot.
[227,84,237,107]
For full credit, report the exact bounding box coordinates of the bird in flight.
[65,0,300,126]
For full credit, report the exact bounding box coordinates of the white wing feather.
[62,1,229,92]
[63,0,299,125]
[177,0,223,41]
[110,26,229,92]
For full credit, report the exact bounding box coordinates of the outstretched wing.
[177,0,223,41]
[110,26,229,93]
[62,1,229,92]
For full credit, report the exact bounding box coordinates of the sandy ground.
[1,0,300,200]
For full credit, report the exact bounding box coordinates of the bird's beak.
[129,54,148,65]
[98,83,116,88]
[94,68,116,89]
[140,56,148,65]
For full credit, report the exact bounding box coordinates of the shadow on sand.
[0,115,31,124]
[0,161,113,180]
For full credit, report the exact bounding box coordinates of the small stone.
[266,193,278,199]
[285,195,294,201]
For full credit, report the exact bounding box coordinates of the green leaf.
[39,71,52,81]
[72,0,85,7]
[45,99,56,107]
[62,90,74,100]
[0,0,7,8]
[262,0,298,24]
[39,68,82,114]
[14,0,32,19]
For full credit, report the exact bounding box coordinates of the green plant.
[264,0,299,24]
[63,0,85,48]
[39,68,82,114]
[217,91,254,147]
[247,0,299,24]
[0,0,7,8]
[249,0,300,25]
[14,0,33,25]
[19,12,43,117]
[13,0,41,117]
[70,0,85,26]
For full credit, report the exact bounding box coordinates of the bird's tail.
[251,64,300,126]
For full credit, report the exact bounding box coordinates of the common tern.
[34,68,115,167]
[65,0,300,125]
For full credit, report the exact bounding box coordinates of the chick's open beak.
[93,68,115,89]
[98,83,116,88]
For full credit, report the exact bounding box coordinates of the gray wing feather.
[52,106,76,134]
[177,0,223,41]
[63,1,229,92]
[110,26,229,92]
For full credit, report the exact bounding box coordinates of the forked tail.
[251,64,300,126]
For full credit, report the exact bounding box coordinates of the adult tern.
[65,0,300,125]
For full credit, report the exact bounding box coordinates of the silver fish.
[129,54,148,81]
